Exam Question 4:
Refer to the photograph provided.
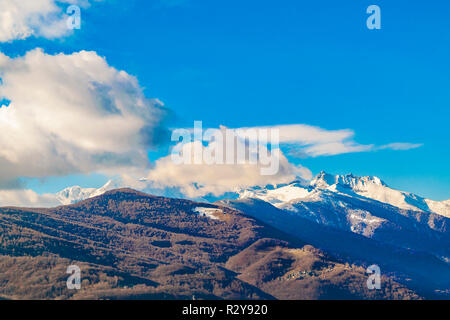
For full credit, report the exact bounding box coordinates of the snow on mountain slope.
[241,171,449,218]
[236,172,450,251]
[239,181,313,206]
[233,172,450,261]
[56,179,122,205]
[53,171,449,220]
[310,171,450,218]
[56,186,97,205]
[425,199,450,218]
[87,179,124,198]
[193,207,221,220]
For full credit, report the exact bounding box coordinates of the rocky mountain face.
[217,173,450,298]
[0,189,421,300]
[234,172,450,257]
[240,171,450,217]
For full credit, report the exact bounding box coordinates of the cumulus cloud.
[140,123,422,198]
[143,125,313,198]
[145,142,311,198]
[0,0,101,42]
[0,189,60,207]
[0,49,168,188]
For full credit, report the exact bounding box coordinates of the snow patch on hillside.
[193,207,221,220]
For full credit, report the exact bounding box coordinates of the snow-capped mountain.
[240,171,450,218]
[23,172,450,297]
[56,186,97,205]
[55,171,450,219]
[56,179,123,205]
[226,171,450,263]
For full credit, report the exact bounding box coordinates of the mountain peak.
[55,179,123,205]
[310,171,386,189]
[56,185,96,205]
[310,171,336,188]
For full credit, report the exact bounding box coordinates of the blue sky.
[1,0,449,201]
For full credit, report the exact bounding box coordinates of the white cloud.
[0,189,60,207]
[256,124,354,145]
[377,143,423,151]
[245,124,373,157]
[0,0,101,42]
[145,140,312,198]
[147,127,312,198]
[297,142,373,157]
[141,124,422,198]
[0,49,168,187]
[142,125,315,198]
[248,125,421,157]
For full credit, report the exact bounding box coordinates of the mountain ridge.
[0,188,422,300]
[42,172,450,220]
[238,171,450,218]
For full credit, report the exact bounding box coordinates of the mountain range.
[237,171,450,217]
[231,172,450,259]
[0,188,424,299]
[54,172,450,280]
[0,172,449,299]
[56,171,450,218]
